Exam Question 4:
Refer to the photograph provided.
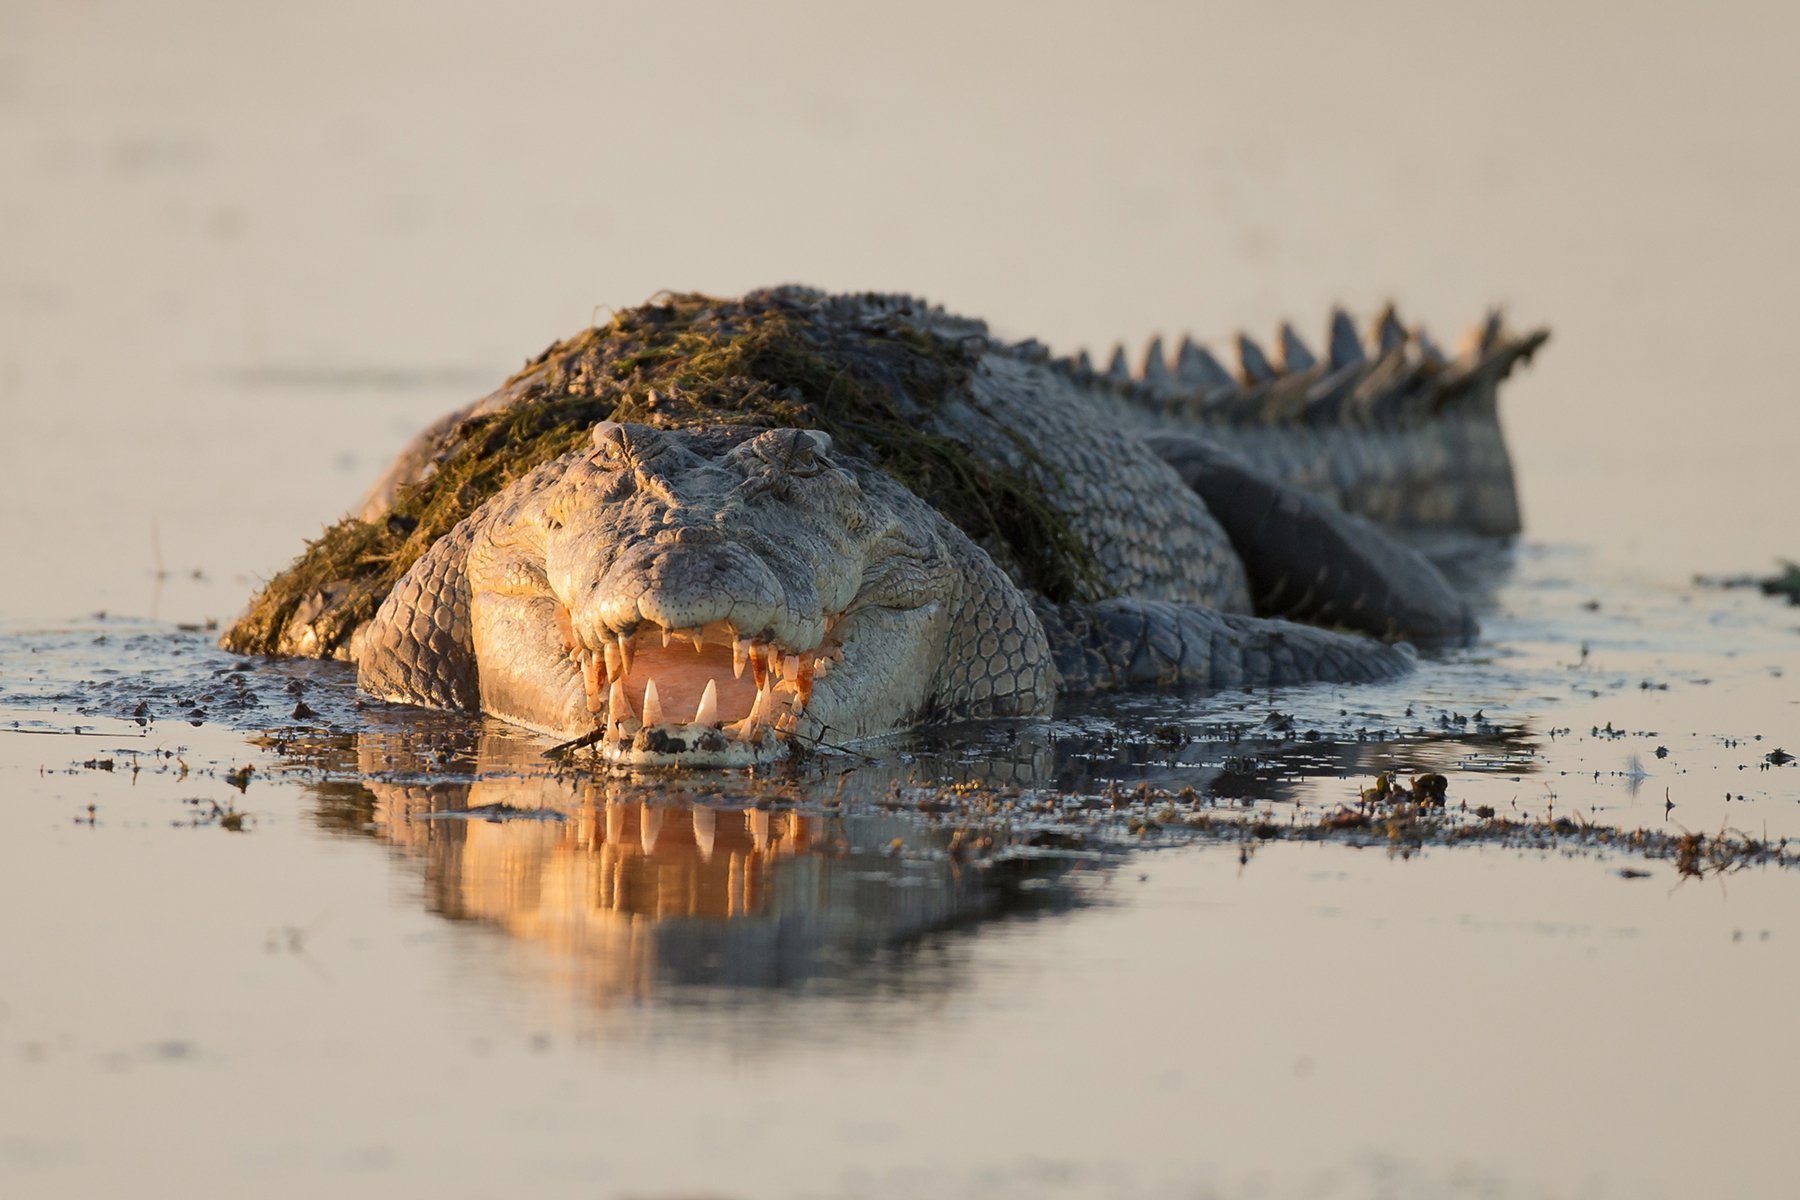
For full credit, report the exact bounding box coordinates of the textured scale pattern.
[950,352,1251,609]
[930,546,1056,721]
[356,523,479,712]
[1036,600,1415,695]
[256,287,1548,756]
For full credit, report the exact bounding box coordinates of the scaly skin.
[247,287,1548,766]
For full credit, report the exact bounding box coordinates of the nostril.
[657,526,723,546]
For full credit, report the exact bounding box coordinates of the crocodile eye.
[591,427,630,472]
[784,429,830,477]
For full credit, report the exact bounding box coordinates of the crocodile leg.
[1035,598,1415,696]
[1142,432,1475,644]
[356,523,481,713]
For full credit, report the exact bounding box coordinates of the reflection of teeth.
[694,679,718,726]
[641,678,663,727]
[691,806,716,860]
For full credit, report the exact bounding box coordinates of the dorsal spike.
[1370,304,1408,356]
[1477,309,1505,354]
[1175,337,1234,389]
[1277,323,1317,373]
[1106,345,1132,384]
[1454,312,1506,362]
[1303,365,1360,425]
[1141,335,1172,388]
[1328,308,1365,370]
[1235,333,1277,385]
[1074,349,1095,374]
[1412,324,1446,364]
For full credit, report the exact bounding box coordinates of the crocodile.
[225,287,1546,766]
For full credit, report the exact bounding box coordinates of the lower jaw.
[590,722,792,768]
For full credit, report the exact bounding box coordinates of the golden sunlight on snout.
[556,611,838,760]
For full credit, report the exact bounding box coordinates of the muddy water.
[3,3,1799,1198]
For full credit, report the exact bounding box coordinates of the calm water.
[3,3,1798,1197]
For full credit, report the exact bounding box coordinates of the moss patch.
[226,290,1097,658]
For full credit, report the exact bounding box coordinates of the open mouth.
[557,610,837,764]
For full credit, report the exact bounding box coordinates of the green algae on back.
[224,290,1098,659]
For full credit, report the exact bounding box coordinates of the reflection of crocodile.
[335,731,1085,1007]
[228,288,1546,765]
[299,710,1542,1010]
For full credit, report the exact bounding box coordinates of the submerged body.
[227,288,1546,765]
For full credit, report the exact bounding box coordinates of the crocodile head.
[463,420,1003,766]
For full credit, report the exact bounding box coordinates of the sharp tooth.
[693,630,705,654]
[733,639,749,679]
[617,633,633,676]
[660,626,672,649]
[796,659,814,707]
[775,712,797,734]
[609,679,632,720]
[694,679,718,726]
[782,653,799,680]
[750,642,768,689]
[641,678,663,727]
[603,641,621,679]
[583,652,605,712]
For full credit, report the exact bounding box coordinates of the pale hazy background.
[2,0,1796,621]
[4,9,1800,1197]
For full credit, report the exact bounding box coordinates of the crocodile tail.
[1058,307,1548,536]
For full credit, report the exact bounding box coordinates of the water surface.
[3,3,1798,1197]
